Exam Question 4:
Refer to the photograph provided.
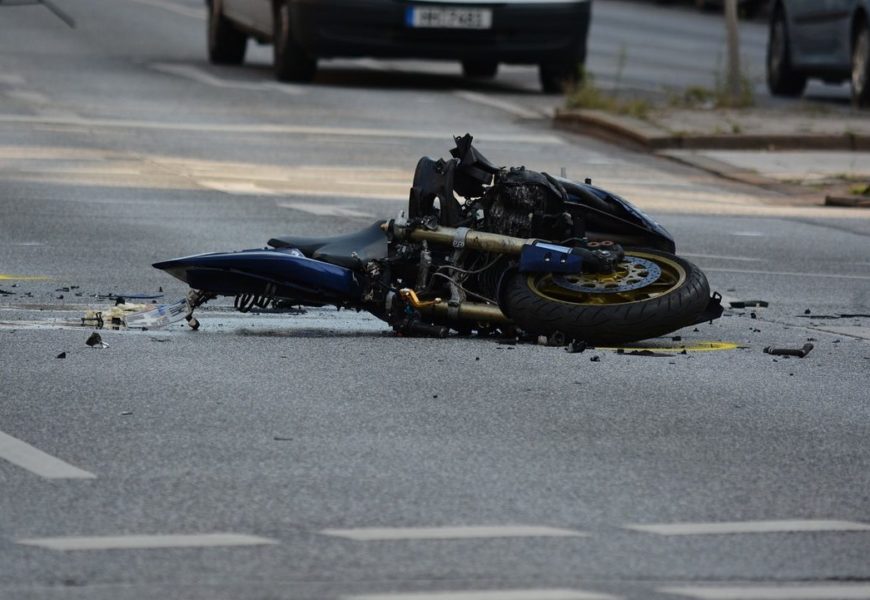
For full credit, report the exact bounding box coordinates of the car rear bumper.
[290,0,592,65]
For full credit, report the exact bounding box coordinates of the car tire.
[766,8,807,97]
[462,60,498,79]
[207,0,247,65]
[539,62,579,94]
[273,0,317,83]
[852,22,870,107]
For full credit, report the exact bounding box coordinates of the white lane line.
[277,202,374,218]
[680,253,764,263]
[453,91,547,119]
[624,519,870,536]
[321,525,587,541]
[346,590,617,600]
[0,114,564,145]
[659,584,870,599]
[151,63,305,95]
[197,180,279,195]
[703,268,870,281]
[128,0,204,19]
[16,533,278,551]
[0,431,96,479]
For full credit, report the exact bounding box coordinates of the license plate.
[406,6,493,30]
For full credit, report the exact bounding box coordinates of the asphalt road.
[1,1,870,600]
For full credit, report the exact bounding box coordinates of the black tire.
[273,0,317,83]
[852,22,870,108]
[500,248,712,344]
[539,61,580,94]
[207,0,247,65]
[767,8,807,97]
[462,60,498,79]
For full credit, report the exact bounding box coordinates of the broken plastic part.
[763,343,814,358]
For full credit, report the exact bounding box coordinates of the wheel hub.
[552,256,661,294]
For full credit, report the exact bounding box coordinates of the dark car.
[767,0,870,106]
[206,0,592,92]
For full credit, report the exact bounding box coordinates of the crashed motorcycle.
[154,135,722,344]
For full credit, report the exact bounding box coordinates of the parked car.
[206,0,592,93]
[767,0,870,106]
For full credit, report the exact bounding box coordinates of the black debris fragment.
[0,288,15,295]
[119,411,133,416]
[672,336,682,341]
[621,350,675,357]
[85,332,108,348]
[273,436,293,441]
[764,343,814,358]
[590,355,601,362]
[750,312,757,319]
[566,341,587,354]
[693,328,699,332]
[804,309,811,315]
[432,394,439,399]
[729,300,769,308]
[56,352,66,359]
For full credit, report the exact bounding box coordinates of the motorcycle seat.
[268,220,388,270]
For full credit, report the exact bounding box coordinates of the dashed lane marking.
[345,590,617,600]
[321,525,587,541]
[453,91,547,120]
[0,114,565,145]
[0,274,50,281]
[0,431,96,479]
[16,533,278,551]
[659,584,870,600]
[128,0,204,19]
[704,267,870,281]
[624,519,870,536]
[151,63,306,95]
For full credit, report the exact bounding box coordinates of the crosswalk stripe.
[345,590,618,600]
[624,519,870,536]
[16,533,278,550]
[659,584,870,599]
[321,525,587,541]
[0,431,95,479]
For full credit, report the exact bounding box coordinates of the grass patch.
[566,72,652,119]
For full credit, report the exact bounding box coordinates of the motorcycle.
[153,134,722,344]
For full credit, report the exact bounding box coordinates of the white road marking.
[659,584,870,599]
[277,202,374,218]
[730,231,765,237]
[151,63,305,95]
[197,180,279,195]
[0,114,564,145]
[321,525,587,541]
[624,519,870,536]
[453,91,546,119]
[0,431,96,479]
[128,0,204,19]
[5,90,50,104]
[346,590,617,600]
[16,533,278,551]
[680,253,763,263]
[703,268,870,282]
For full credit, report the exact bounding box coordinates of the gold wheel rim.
[528,251,687,306]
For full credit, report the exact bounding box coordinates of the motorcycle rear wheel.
[500,248,711,344]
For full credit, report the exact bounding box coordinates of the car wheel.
[852,23,870,107]
[766,8,807,97]
[207,0,247,65]
[539,62,579,94]
[462,60,498,79]
[273,0,316,83]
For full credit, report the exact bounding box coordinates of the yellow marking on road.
[600,341,742,353]
[0,274,50,281]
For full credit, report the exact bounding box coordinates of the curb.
[825,195,870,208]
[554,109,870,152]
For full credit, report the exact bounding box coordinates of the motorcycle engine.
[486,167,575,241]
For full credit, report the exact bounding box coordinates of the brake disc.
[552,256,661,294]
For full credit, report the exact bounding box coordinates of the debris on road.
[56,352,66,359]
[119,411,133,416]
[82,298,190,330]
[764,343,814,358]
[590,355,601,362]
[85,332,108,348]
[566,340,587,354]
[617,349,675,357]
[729,300,769,308]
[0,288,15,295]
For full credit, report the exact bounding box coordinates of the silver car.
[767,0,870,106]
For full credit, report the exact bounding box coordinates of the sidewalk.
[554,106,870,207]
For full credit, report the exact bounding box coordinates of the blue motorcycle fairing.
[518,242,583,274]
[553,176,676,253]
[152,248,361,301]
